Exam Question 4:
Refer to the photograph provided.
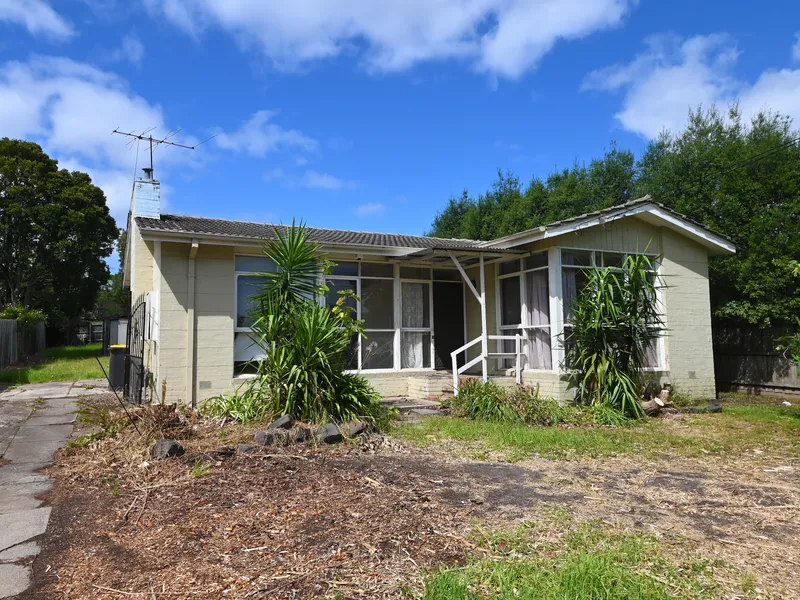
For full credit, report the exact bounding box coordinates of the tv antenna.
[112,127,217,177]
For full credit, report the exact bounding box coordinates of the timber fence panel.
[0,320,19,370]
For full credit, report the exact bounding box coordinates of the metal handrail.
[451,334,522,395]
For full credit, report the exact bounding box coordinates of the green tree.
[0,138,118,322]
[93,229,131,318]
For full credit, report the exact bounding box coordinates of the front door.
[433,281,465,370]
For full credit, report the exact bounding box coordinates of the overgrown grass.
[423,518,729,600]
[396,402,800,461]
[0,343,109,385]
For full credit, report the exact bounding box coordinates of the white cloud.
[112,33,146,65]
[215,110,318,156]
[0,0,74,40]
[142,0,634,79]
[302,170,355,191]
[793,33,800,63]
[582,33,800,139]
[0,56,190,227]
[355,202,386,217]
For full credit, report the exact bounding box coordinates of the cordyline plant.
[203,221,389,426]
[563,254,665,419]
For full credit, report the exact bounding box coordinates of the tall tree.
[0,138,118,321]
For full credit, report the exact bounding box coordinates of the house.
[123,168,735,406]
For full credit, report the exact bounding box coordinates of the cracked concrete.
[0,379,107,599]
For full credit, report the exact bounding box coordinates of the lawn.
[0,343,110,385]
[395,402,800,461]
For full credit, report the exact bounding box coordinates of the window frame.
[495,252,553,372]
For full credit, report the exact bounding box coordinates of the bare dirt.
[22,405,800,599]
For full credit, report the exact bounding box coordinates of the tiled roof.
[135,214,487,251]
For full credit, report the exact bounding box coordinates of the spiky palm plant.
[563,254,664,419]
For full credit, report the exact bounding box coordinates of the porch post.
[479,255,488,382]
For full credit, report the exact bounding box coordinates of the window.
[497,253,552,370]
[560,249,663,370]
[234,255,277,373]
[323,261,402,371]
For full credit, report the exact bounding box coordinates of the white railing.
[451,334,522,395]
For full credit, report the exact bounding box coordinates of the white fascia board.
[483,202,736,255]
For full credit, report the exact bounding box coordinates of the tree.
[0,138,118,322]
[93,229,131,318]
[428,107,800,326]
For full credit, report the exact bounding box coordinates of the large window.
[234,255,276,372]
[560,249,662,370]
[497,253,552,370]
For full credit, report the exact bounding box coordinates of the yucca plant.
[244,222,388,425]
[563,254,664,419]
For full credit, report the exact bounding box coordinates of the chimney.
[131,167,161,219]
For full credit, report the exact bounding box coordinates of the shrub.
[0,304,45,330]
[201,384,271,423]
[446,379,577,426]
[563,253,664,419]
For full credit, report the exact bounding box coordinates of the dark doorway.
[433,281,465,370]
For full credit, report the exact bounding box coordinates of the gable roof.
[135,195,735,257]
[135,213,489,252]
[481,196,736,256]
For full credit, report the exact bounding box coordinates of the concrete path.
[0,379,107,599]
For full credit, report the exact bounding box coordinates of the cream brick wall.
[131,223,154,299]
[659,229,717,398]
[194,245,235,402]
[158,242,189,403]
[521,371,570,400]
[362,372,409,397]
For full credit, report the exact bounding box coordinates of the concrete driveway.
[0,379,107,599]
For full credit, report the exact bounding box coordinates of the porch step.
[380,397,444,416]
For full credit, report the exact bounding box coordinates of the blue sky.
[2,1,800,246]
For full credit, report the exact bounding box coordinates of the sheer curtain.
[525,270,552,369]
[402,283,425,368]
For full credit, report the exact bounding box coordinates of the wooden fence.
[0,320,46,371]
[713,324,800,396]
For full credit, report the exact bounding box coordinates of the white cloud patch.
[112,33,146,65]
[793,33,800,63]
[215,110,318,156]
[302,170,355,191]
[355,202,386,217]
[142,0,634,79]
[0,0,74,40]
[582,33,800,139]
[0,56,191,226]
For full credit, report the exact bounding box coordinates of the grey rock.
[348,421,367,437]
[683,403,723,414]
[236,443,258,454]
[150,438,185,460]
[317,423,342,444]
[268,415,295,430]
[254,430,287,446]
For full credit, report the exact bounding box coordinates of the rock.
[268,415,295,430]
[236,443,258,454]
[348,421,368,437]
[705,403,722,413]
[254,430,288,446]
[317,423,342,444]
[150,439,184,460]
[293,428,313,443]
[683,403,723,414]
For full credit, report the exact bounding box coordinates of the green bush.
[564,254,664,420]
[0,304,45,330]
[201,384,272,423]
[446,379,578,426]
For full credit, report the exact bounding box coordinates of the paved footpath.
[0,379,107,599]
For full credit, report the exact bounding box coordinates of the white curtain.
[525,270,552,370]
[561,269,577,322]
[402,283,426,368]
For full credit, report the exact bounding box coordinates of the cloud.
[302,170,355,190]
[112,33,146,65]
[141,0,634,80]
[793,33,800,63]
[582,33,800,139]
[215,110,318,156]
[0,0,75,40]
[355,202,386,217]
[0,55,190,227]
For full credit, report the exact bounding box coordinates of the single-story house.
[123,168,735,406]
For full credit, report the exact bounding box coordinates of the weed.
[190,460,213,479]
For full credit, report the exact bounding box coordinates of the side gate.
[125,293,148,405]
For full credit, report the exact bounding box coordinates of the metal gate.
[125,293,148,405]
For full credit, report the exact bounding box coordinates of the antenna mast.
[112,127,216,177]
